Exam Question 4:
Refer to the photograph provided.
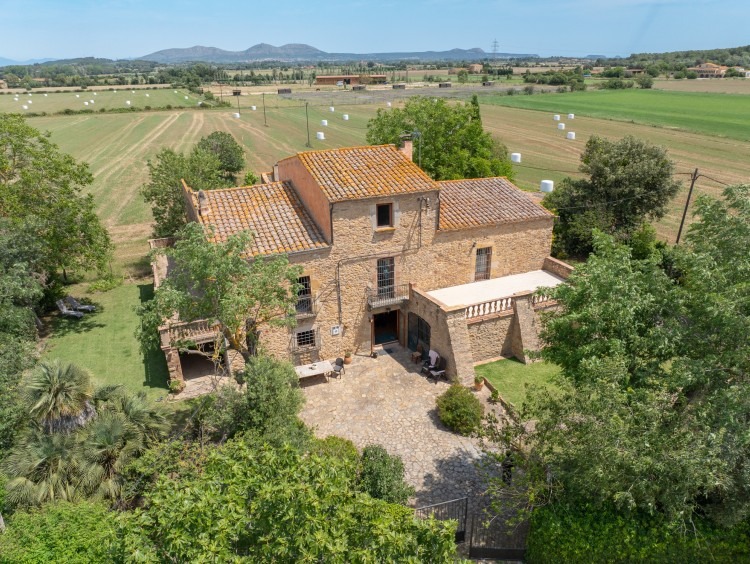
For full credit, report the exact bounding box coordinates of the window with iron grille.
[296,276,312,314]
[296,329,316,348]
[376,203,393,228]
[475,247,492,281]
[377,257,395,298]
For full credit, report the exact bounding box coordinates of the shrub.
[523,85,535,95]
[358,445,415,504]
[87,274,123,293]
[436,384,483,435]
[527,504,750,563]
[168,379,185,394]
[310,436,360,468]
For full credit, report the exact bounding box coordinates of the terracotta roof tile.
[438,178,552,231]
[289,145,437,202]
[193,181,329,256]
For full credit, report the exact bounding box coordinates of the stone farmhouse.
[686,62,728,78]
[154,142,572,386]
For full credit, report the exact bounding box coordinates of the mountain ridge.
[137,43,536,63]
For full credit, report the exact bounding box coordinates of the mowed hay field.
[25,87,750,274]
[0,88,200,114]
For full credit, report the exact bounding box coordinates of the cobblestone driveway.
[299,346,494,508]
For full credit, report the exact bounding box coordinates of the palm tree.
[24,360,96,433]
[104,391,168,441]
[3,428,81,507]
[78,410,141,500]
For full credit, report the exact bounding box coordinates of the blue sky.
[1,0,747,60]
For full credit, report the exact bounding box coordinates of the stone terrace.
[299,345,502,508]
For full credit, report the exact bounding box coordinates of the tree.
[120,438,456,561]
[484,186,750,528]
[358,445,414,504]
[636,75,654,88]
[196,131,245,182]
[24,360,96,434]
[140,146,229,238]
[366,95,514,181]
[0,501,120,563]
[137,222,302,362]
[0,114,112,279]
[543,135,681,257]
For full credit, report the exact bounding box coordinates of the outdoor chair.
[428,357,447,384]
[56,299,83,319]
[331,357,345,378]
[421,350,440,375]
[64,296,96,313]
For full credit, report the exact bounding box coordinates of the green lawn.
[476,358,561,407]
[44,283,169,402]
[482,89,750,141]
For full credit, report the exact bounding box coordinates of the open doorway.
[373,310,399,345]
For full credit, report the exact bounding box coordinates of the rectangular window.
[376,203,393,228]
[296,329,316,348]
[475,247,492,281]
[296,276,312,314]
[377,257,395,298]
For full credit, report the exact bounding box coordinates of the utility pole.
[492,39,499,60]
[262,93,268,127]
[305,102,311,147]
[676,168,699,244]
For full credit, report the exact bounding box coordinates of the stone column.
[510,291,541,364]
[165,347,184,382]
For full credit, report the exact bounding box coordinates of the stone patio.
[299,345,501,508]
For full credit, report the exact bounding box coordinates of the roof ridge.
[197,180,290,195]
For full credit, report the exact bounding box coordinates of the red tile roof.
[289,145,438,202]
[191,181,329,256]
[438,177,552,231]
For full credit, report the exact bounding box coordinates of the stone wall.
[543,256,574,279]
[467,312,514,363]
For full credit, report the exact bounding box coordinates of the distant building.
[315,75,387,86]
[0,80,6,89]
[686,62,727,78]
[468,64,483,74]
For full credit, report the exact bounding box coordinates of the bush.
[310,436,360,467]
[527,504,750,563]
[87,274,123,293]
[0,501,120,563]
[436,384,484,435]
[523,85,535,95]
[358,445,415,504]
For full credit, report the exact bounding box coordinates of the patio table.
[295,360,333,382]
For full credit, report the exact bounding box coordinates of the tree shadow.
[49,308,106,337]
[138,283,169,393]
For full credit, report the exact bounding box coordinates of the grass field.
[22,87,750,277]
[0,88,200,114]
[476,359,561,407]
[43,283,169,401]
[483,89,750,141]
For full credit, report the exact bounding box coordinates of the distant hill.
[0,56,55,66]
[138,43,537,63]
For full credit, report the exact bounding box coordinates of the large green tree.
[366,95,513,181]
[196,131,245,182]
[0,114,112,279]
[543,135,681,257]
[484,184,750,528]
[137,222,302,362]
[120,438,456,562]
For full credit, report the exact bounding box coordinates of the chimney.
[197,190,210,217]
[273,163,279,181]
[399,137,413,162]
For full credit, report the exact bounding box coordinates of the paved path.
[300,346,495,508]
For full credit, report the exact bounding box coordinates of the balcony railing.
[295,295,319,318]
[367,283,409,309]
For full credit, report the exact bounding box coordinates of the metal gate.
[468,513,529,560]
[414,497,468,543]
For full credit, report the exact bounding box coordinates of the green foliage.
[196,131,245,181]
[120,438,456,562]
[436,384,484,435]
[86,274,123,293]
[366,95,513,181]
[358,445,415,504]
[527,505,750,563]
[243,170,259,185]
[309,435,360,467]
[0,114,112,278]
[0,501,120,563]
[544,135,680,258]
[201,356,309,448]
[491,188,750,528]
[140,145,230,238]
[636,75,654,89]
[137,222,302,360]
